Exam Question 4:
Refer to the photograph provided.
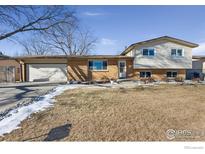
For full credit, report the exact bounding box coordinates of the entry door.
[118,61,126,79]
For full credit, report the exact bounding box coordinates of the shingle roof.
[15,55,133,60]
[121,36,199,55]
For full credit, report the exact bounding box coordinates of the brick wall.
[67,58,88,81]
[67,58,134,81]
[133,69,186,80]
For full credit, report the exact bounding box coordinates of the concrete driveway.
[0,82,65,114]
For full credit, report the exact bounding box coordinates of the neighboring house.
[8,36,199,82]
[0,52,21,82]
[121,36,198,80]
[186,56,205,80]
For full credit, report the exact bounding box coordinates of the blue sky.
[1,5,205,56]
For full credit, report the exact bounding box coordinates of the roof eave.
[120,36,199,55]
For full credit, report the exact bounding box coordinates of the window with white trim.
[166,71,178,78]
[89,60,107,71]
[171,49,183,57]
[140,71,151,78]
[142,49,155,56]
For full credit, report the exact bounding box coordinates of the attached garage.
[26,64,67,82]
[16,56,68,82]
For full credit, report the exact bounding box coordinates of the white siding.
[126,40,192,69]
[203,61,205,73]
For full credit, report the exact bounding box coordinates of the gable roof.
[121,36,199,55]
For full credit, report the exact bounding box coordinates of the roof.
[121,36,199,55]
[15,55,133,60]
[0,52,11,60]
[192,55,205,59]
[67,55,133,59]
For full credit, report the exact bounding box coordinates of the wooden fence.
[0,66,15,82]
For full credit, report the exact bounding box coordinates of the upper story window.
[171,49,183,57]
[142,48,155,56]
[89,60,107,71]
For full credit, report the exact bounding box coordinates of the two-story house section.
[121,36,198,80]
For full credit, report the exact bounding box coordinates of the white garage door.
[27,64,67,82]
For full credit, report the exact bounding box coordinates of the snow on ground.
[0,84,102,136]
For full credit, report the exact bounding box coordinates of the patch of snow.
[0,84,91,136]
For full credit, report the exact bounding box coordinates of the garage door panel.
[27,64,67,82]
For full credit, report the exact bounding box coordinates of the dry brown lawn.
[1,84,205,141]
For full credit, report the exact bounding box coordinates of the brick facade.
[133,69,186,80]
[67,57,133,81]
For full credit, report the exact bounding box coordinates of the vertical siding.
[0,59,21,81]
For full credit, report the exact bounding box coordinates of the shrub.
[175,76,184,82]
[140,77,156,84]
[100,76,110,83]
[148,77,156,83]
[192,77,201,83]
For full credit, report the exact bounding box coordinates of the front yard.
[1,84,205,141]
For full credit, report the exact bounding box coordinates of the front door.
[118,61,126,79]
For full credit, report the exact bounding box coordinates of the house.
[186,56,205,80]
[16,55,133,82]
[0,52,21,82]
[121,36,198,80]
[5,36,199,82]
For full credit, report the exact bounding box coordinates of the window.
[193,72,200,78]
[167,71,177,78]
[89,60,107,71]
[171,49,183,57]
[140,71,151,78]
[142,49,155,56]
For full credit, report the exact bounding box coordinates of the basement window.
[140,71,152,78]
[167,71,178,78]
[89,60,107,71]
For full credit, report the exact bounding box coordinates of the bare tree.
[41,24,97,55]
[20,38,56,55]
[0,6,76,41]
[0,6,96,55]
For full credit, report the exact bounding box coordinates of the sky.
[1,5,205,56]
